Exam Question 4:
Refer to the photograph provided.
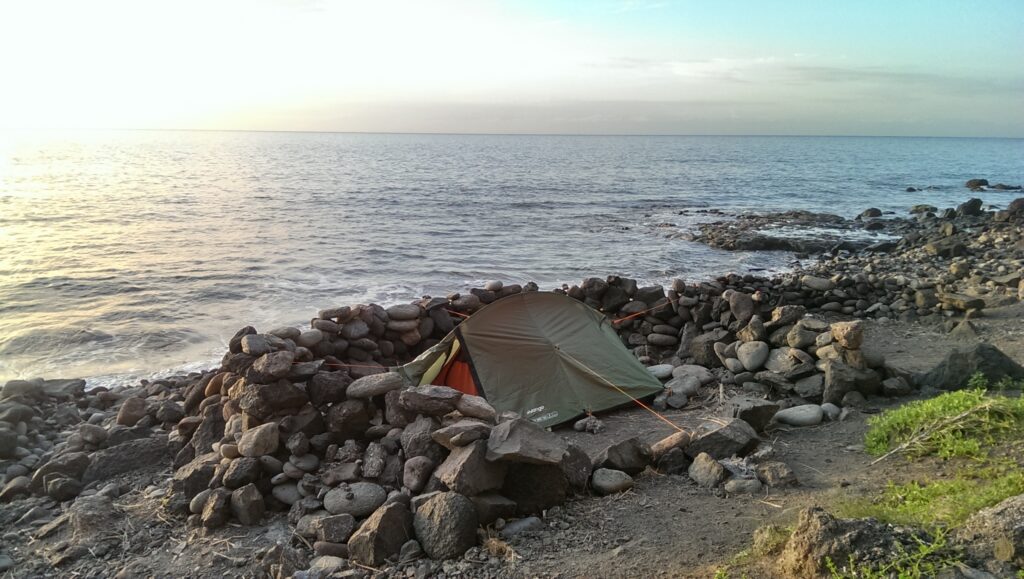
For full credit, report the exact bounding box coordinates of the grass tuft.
[824,530,957,579]
[864,377,1024,460]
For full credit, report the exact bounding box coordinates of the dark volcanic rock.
[918,344,1024,390]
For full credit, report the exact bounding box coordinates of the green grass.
[838,464,1024,528]
[824,530,957,579]
[864,378,1024,460]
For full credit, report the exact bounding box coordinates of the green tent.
[397,291,664,428]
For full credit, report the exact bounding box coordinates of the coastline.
[0,188,1022,577]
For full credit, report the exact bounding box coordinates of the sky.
[0,0,1021,137]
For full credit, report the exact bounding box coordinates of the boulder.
[431,419,491,449]
[737,341,770,372]
[830,321,864,349]
[486,419,567,465]
[307,371,351,406]
[348,503,414,567]
[685,418,758,459]
[778,507,926,578]
[324,482,387,518]
[596,437,650,475]
[402,456,435,493]
[326,399,371,439]
[346,372,407,398]
[591,468,633,495]
[455,395,497,422]
[252,351,295,380]
[723,396,779,432]
[432,440,506,496]
[688,452,725,488]
[470,492,517,525]
[230,483,265,525]
[166,452,219,514]
[772,405,824,427]
[116,397,147,427]
[918,344,1024,390]
[399,386,462,416]
[413,492,478,560]
[672,364,715,384]
[237,422,279,457]
[82,436,169,484]
[502,463,568,516]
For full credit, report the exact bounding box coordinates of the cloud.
[783,64,1024,95]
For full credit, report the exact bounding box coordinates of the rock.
[773,405,824,427]
[402,456,435,493]
[801,275,835,292]
[432,440,506,496]
[823,360,858,405]
[957,197,984,216]
[271,483,301,506]
[238,381,308,419]
[690,330,728,367]
[737,341,770,372]
[795,374,825,401]
[486,419,567,465]
[737,317,767,342]
[431,419,491,449]
[201,488,233,528]
[591,468,633,495]
[647,364,674,380]
[756,461,798,487]
[222,457,261,489]
[240,334,271,355]
[723,396,780,432]
[728,291,756,325]
[686,418,759,459]
[82,436,169,484]
[116,397,147,426]
[238,422,279,457]
[399,386,462,416]
[231,483,265,525]
[387,304,422,320]
[664,374,701,397]
[401,415,444,461]
[820,403,841,421]
[688,452,725,488]
[166,452,219,514]
[764,347,815,377]
[724,477,762,494]
[830,321,863,349]
[348,502,414,567]
[965,178,989,189]
[324,482,387,517]
[30,452,90,494]
[882,376,913,397]
[471,492,517,525]
[560,443,594,489]
[455,395,497,422]
[656,447,692,475]
[502,463,568,515]
[346,372,407,398]
[326,399,371,439]
[957,493,1024,567]
[939,292,986,311]
[0,476,30,502]
[778,507,926,578]
[596,437,650,475]
[500,516,545,537]
[315,514,357,543]
[252,351,295,380]
[918,344,1024,390]
[78,423,108,445]
[672,364,715,384]
[414,492,477,560]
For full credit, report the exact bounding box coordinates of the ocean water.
[1,131,1022,385]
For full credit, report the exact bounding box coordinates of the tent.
[397,291,664,428]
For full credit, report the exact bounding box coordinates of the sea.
[1,131,1022,387]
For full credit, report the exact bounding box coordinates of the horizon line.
[2,127,1023,140]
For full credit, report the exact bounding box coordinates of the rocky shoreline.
[1,186,1023,578]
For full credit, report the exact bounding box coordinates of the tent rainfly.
[397,291,663,428]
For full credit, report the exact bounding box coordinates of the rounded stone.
[773,404,824,427]
[736,341,770,372]
[272,483,301,505]
[323,482,387,517]
[591,468,634,495]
